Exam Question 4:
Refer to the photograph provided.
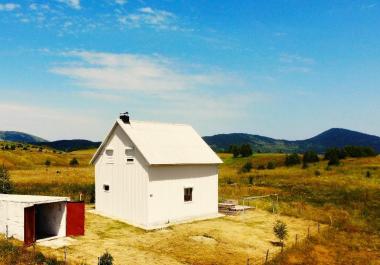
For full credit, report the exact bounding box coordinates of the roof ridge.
[125,119,191,127]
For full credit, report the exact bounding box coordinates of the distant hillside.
[34,140,101,152]
[0,131,100,152]
[0,131,47,143]
[203,128,380,153]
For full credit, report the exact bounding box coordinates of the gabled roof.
[90,119,223,166]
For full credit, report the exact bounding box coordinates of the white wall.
[0,201,67,241]
[0,201,29,240]
[95,125,149,227]
[147,165,218,228]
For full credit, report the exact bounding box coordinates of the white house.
[90,113,222,229]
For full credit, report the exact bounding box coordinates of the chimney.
[120,112,130,124]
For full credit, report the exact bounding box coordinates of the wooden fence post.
[64,246,67,264]
[246,257,250,265]
[318,222,320,233]
[295,234,298,246]
[265,249,269,263]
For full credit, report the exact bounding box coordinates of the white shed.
[0,194,84,246]
[90,113,223,229]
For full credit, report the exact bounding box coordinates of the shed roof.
[0,194,69,204]
[90,119,223,166]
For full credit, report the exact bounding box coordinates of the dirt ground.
[39,207,322,265]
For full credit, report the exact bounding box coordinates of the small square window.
[184,187,193,202]
[105,149,114,164]
[103,184,110,192]
[125,148,135,163]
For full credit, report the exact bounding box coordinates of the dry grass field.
[39,208,319,265]
[0,142,379,264]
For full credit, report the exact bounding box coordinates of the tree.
[99,251,113,265]
[267,161,276,169]
[229,145,240,158]
[328,153,340,166]
[240,144,252,157]
[69,158,79,166]
[0,165,13,194]
[273,220,288,247]
[285,153,301,166]
[240,162,253,173]
[303,150,319,164]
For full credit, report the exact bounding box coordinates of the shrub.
[99,251,114,265]
[69,158,79,166]
[34,251,46,264]
[328,153,340,166]
[248,176,254,185]
[229,144,252,158]
[226,178,234,185]
[240,162,253,173]
[45,159,51,167]
[273,220,288,245]
[267,161,276,169]
[229,145,240,158]
[240,144,253,157]
[365,171,371,178]
[344,145,377,157]
[10,145,16,151]
[257,165,265,170]
[314,170,321,176]
[303,150,319,164]
[0,165,13,194]
[285,153,301,166]
[45,257,64,265]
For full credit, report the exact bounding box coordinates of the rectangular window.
[103,184,110,192]
[105,149,114,164]
[184,187,193,202]
[125,148,135,163]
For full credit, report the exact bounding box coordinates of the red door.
[24,206,35,246]
[66,202,85,236]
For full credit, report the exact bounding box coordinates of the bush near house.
[0,165,13,194]
[284,153,301,166]
[69,158,79,166]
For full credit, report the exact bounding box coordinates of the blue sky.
[0,0,379,141]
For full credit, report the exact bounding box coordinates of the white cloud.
[279,53,315,64]
[51,51,231,93]
[278,53,315,74]
[57,0,80,10]
[0,102,100,140]
[115,0,127,5]
[118,6,178,30]
[0,3,20,11]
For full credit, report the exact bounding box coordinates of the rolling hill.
[2,128,380,153]
[0,131,47,143]
[0,131,100,152]
[203,128,380,153]
[33,139,101,152]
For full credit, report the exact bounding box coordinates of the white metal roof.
[0,194,69,204]
[91,119,223,166]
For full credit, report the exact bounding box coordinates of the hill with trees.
[203,128,380,153]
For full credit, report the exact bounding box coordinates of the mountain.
[0,131,100,152]
[34,140,101,152]
[0,131,47,143]
[203,128,380,153]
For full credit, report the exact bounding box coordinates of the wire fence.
[245,221,323,265]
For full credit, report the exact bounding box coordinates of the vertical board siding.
[147,165,218,227]
[95,125,149,227]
